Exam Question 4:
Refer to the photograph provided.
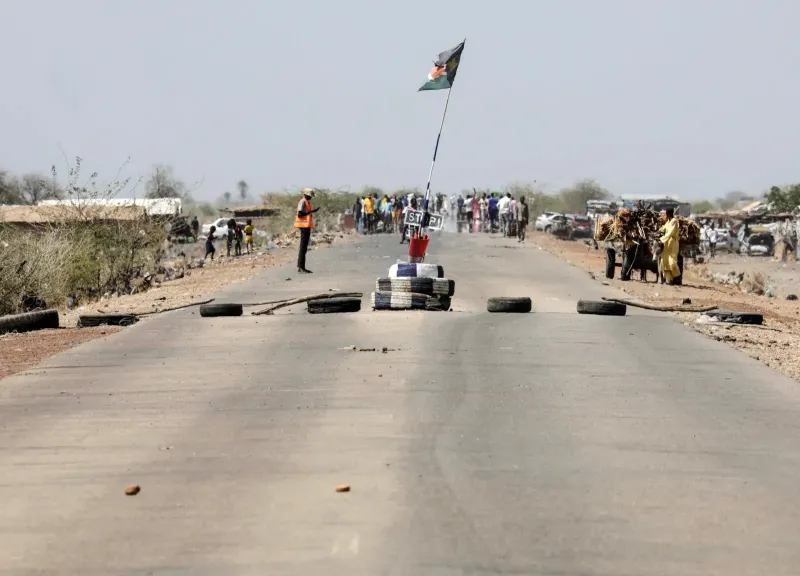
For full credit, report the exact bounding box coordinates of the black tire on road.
[78,314,138,327]
[576,300,627,316]
[307,297,362,314]
[487,297,532,313]
[0,309,60,335]
[605,248,616,279]
[198,303,243,317]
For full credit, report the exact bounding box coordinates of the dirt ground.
[531,230,800,382]
[0,232,345,381]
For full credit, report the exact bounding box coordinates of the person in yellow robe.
[658,207,681,284]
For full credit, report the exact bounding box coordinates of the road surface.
[2,233,799,575]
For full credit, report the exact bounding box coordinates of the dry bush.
[0,158,169,315]
[0,225,90,315]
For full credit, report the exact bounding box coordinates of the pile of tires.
[372,262,453,311]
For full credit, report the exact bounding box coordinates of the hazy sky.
[2,0,799,201]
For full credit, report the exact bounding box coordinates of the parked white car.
[201,218,246,239]
[534,212,559,232]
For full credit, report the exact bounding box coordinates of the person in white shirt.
[707,225,718,258]
[497,193,512,237]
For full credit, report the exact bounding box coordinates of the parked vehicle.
[534,212,558,232]
[567,214,592,238]
[201,218,246,240]
[741,232,773,256]
[548,214,572,238]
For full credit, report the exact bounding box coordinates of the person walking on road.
[488,194,499,232]
[295,188,319,274]
[498,192,512,237]
[516,196,529,242]
[658,207,681,285]
[363,194,375,235]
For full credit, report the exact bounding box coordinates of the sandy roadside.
[0,232,346,381]
[529,230,800,382]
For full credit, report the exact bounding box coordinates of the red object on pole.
[408,235,429,260]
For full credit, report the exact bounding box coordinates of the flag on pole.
[418,41,465,91]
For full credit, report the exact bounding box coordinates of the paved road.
[2,232,800,575]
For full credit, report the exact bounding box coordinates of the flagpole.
[423,87,453,218]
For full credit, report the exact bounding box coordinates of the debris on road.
[338,346,398,352]
[600,297,717,313]
[702,310,764,325]
[78,314,138,328]
[133,298,215,316]
[335,484,351,493]
[124,485,141,496]
[252,292,364,315]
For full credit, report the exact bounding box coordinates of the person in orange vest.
[295,188,319,273]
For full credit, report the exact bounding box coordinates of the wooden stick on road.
[133,298,216,316]
[252,292,364,316]
[601,297,718,313]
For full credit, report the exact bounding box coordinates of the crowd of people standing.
[352,193,421,241]
[350,190,530,242]
[450,192,529,240]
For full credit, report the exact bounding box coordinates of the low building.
[0,204,147,230]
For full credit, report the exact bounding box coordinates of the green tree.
[766,184,800,213]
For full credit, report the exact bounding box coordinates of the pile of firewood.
[594,217,614,241]
[594,209,701,246]
[656,214,701,245]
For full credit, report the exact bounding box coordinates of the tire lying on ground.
[372,291,432,311]
[198,303,244,318]
[576,300,627,316]
[486,297,532,313]
[0,309,60,335]
[704,309,763,325]
[307,297,362,314]
[78,314,138,327]
[376,277,455,297]
[426,296,451,311]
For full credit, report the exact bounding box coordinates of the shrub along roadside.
[0,215,167,316]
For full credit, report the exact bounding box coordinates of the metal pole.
[418,87,453,235]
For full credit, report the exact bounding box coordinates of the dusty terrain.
[0,232,344,380]
[531,230,800,381]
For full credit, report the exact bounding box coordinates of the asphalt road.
[2,232,800,575]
